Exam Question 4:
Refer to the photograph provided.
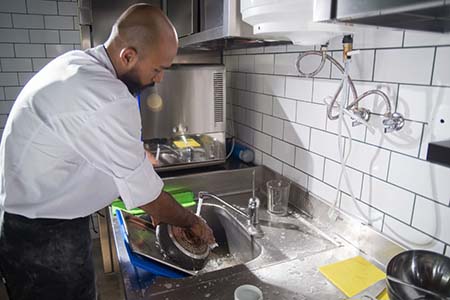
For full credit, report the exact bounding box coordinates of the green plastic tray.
[111,186,196,216]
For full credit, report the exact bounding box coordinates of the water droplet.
[163,283,173,289]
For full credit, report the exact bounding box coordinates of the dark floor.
[0,238,124,300]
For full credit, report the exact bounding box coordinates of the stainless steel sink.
[113,165,408,300]
[197,203,262,274]
[123,200,261,275]
[158,152,180,165]
[156,148,209,166]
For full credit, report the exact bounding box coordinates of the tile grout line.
[228,69,450,88]
[401,30,405,48]
[359,173,365,201]
[225,44,447,56]
[386,150,393,181]
[429,46,438,86]
[380,213,386,233]
[416,123,426,159]
[410,194,417,226]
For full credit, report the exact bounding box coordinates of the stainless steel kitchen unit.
[111,165,406,299]
[140,64,227,171]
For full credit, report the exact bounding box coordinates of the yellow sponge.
[319,256,386,298]
[173,138,201,149]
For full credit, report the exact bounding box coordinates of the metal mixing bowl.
[386,250,450,300]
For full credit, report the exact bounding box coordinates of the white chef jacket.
[0,45,163,219]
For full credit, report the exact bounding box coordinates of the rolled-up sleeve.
[113,157,163,209]
[49,98,163,209]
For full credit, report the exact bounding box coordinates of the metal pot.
[386,250,450,300]
[156,223,210,271]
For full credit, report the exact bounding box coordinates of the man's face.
[118,67,147,95]
[120,42,177,95]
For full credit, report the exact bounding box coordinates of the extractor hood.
[314,0,450,33]
[78,0,290,51]
[173,0,290,50]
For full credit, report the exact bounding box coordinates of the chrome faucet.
[197,188,260,233]
[247,170,260,226]
[197,171,261,232]
[198,191,248,219]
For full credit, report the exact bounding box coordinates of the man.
[0,4,215,300]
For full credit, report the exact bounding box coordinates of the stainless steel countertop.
[110,165,405,300]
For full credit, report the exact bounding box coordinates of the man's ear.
[119,47,138,68]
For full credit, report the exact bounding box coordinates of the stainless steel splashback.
[140,64,226,170]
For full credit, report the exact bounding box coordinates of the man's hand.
[145,149,159,167]
[140,191,216,246]
[189,216,216,246]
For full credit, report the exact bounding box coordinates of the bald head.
[107,4,178,55]
[104,4,178,94]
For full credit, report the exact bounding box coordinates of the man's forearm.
[139,191,198,227]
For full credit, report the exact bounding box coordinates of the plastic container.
[234,284,263,300]
[232,142,255,163]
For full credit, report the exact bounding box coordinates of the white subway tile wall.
[0,0,80,137]
[0,1,26,14]
[340,193,384,231]
[331,50,374,81]
[323,159,363,198]
[433,47,450,86]
[283,121,310,149]
[374,48,435,85]
[412,196,450,244]
[361,175,415,223]
[285,77,313,101]
[273,97,296,121]
[383,215,446,253]
[282,163,308,188]
[295,147,324,179]
[226,30,450,254]
[272,138,295,165]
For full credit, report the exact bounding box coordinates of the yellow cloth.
[319,256,387,298]
[173,138,201,149]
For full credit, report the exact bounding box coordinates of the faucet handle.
[248,196,260,226]
[350,108,371,127]
[383,112,405,133]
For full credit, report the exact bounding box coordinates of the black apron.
[0,212,96,300]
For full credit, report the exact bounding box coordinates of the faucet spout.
[198,191,249,219]
[197,191,261,234]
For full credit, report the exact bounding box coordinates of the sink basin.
[156,149,208,166]
[158,152,180,165]
[197,203,262,274]
[125,203,261,276]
